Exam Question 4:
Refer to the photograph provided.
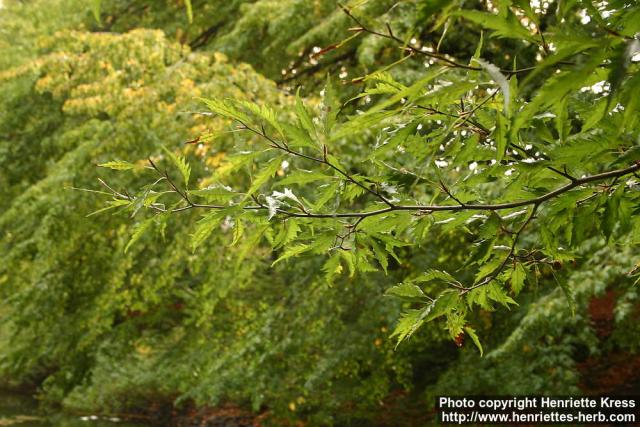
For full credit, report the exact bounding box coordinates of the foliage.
[1,0,640,425]
[104,0,640,350]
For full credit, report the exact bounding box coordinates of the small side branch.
[461,203,539,294]
[238,121,396,208]
[105,162,640,218]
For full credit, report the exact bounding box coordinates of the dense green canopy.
[1,0,639,425]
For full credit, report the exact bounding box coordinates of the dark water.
[0,390,148,427]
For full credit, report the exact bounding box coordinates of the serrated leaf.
[472,30,483,62]
[275,170,334,187]
[323,253,343,284]
[246,157,283,197]
[385,283,427,302]
[125,217,154,253]
[295,87,317,138]
[231,217,244,246]
[282,123,318,150]
[311,182,340,210]
[486,282,517,308]
[200,97,251,123]
[391,291,459,348]
[510,263,526,295]
[390,308,428,347]
[87,199,130,217]
[271,244,311,266]
[239,100,285,138]
[162,146,191,186]
[555,97,569,142]
[494,111,508,162]
[466,286,493,311]
[602,189,622,242]
[189,185,237,202]
[273,218,301,249]
[456,10,535,42]
[512,53,605,137]
[414,269,460,286]
[99,160,135,170]
[464,326,483,356]
[424,290,459,322]
[367,237,389,274]
[235,223,269,268]
[474,256,504,284]
[191,210,227,251]
[340,250,357,277]
[322,75,340,137]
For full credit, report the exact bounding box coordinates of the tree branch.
[123,161,640,218]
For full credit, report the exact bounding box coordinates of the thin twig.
[238,121,397,208]
[461,203,539,294]
[339,4,539,76]
[122,162,640,218]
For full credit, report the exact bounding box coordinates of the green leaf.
[472,31,484,62]
[246,157,283,197]
[309,182,340,210]
[231,217,244,246]
[200,98,251,123]
[456,10,536,42]
[162,146,191,186]
[512,53,605,137]
[555,97,569,142]
[322,75,340,137]
[340,250,357,277]
[189,185,237,202]
[602,185,625,241]
[239,100,286,138]
[282,124,318,150]
[295,87,317,139]
[191,210,227,251]
[184,0,193,23]
[271,244,311,266]
[275,170,334,187]
[494,111,508,162]
[390,308,429,347]
[385,283,427,302]
[87,199,130,217]
[424,291,459,322]
[273,219,301,249]
[553,272,575,315]
[415,269,461,286]
[390,292,457,348]
[323,253,343,284]
[99,160,135,170]
[474,256,504,284]
[486,282,517,308]
[367,237,389,274]
[466,286,493,311]
[464,326,483,356]
[91,0,101,25]
[235,223,269,268]
[510,263,526,295]
[125,217,154,253]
